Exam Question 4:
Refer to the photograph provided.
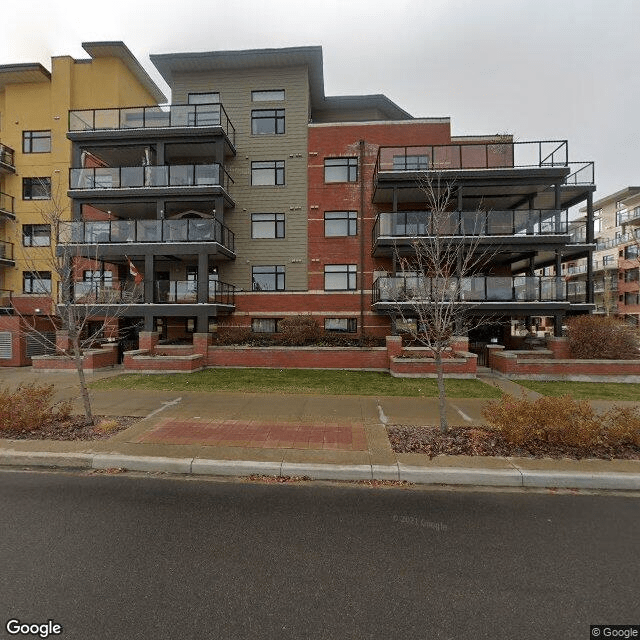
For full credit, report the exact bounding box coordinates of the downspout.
[359,139,366,338]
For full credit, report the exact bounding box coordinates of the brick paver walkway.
[134,418,368,451]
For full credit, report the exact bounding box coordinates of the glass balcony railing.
[373,275,572,304]
[69,282,144,304]
[69,163,233,192]
[0,289,12,308]
[0,143,15,171]
[58,219,234,252]
[596,228,640,251]
[154,280,235,305]
[0,241,14,262]
[69,103,236,145]
[0,192,14,218]
[618,207,640,225]
[373,209,569,241]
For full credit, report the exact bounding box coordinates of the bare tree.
[14,180,139,424]
[387,176,497,433]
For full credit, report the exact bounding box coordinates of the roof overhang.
[0,63,51,91]
[82,41,166,103]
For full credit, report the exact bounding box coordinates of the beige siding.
[171,66,309,291]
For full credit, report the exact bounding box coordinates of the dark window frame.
[324,211,357,237]
[251,318,281,333]
[251,109,285,135]
[187,92,220,104]
[22,177,51,200]
[324,264,357,291]
[22,224,51,247]
[324,157,358,183]
[251,161,285,186]
[251,213,285,239]
[22,130,51,154]
[252,265,285,291]
[324,318,357,333]
[251,89,285,102]
[22,271,52,294]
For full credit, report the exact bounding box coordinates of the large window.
[252,318,280,333]
[324,318,357,333]
[23,130,51,154]
[324,158,358,183]
[22,177,51,200]
[252,90,285,102]
[324,265,357,290]
[23,271,51,294]
[251,109,285,135]
[252,265,285,291]
[188,92,219,104]
[392,154,429,170]
[251,213,285,239]
[251,161,285,186]
[22,224,51,247]
[324,211,357,237]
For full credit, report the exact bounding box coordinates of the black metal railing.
[565,161,595,185]
[0,192,14,218]
[154,280,235,305]
[69,103,236,145]
[58,219,235,252]
[372,275,572,304]
[0,143,15,170]
[0,241,14,262]
[596,229,640,251]
[568,226,588,244]
[68,282,144,305]
[373,209,569,242]
[69,163,233,192]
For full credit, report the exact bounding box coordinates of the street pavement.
[0,366,639,491]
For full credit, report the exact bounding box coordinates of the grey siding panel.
[170,66,309,291]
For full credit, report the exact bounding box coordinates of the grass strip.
[516,380,640,401]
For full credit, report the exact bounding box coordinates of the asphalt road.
[0,470,638,640]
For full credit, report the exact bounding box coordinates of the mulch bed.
[387,424,640,460]
[0,416,140,441]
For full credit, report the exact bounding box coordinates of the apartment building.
[0,42,597,365]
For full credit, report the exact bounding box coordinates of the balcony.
[0,241,14,265]
[593,279,618,293]
[0,143,15,173]
[373,209,570,250]
[155,280,235,305]
[69,103,235,146]
[0,192,15,220]
[0,289,12,312]
[596,228,640,251]
[618,207,640,226]
[69,163,233,193]
[372,275,580,307]
[58,219,235,254]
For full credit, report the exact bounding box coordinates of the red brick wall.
[123,351,204,372]
[32,345,118,371]
[390,353,477,377]
[0,316,29,367]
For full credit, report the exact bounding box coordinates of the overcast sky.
[3,0,638,200]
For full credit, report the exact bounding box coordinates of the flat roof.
[0,63,51,91]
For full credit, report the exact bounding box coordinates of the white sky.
[3,0,638,199]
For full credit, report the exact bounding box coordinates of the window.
[251,109,285,135]
[624,269,639,283]
[625,245,639,260]
[188,92,220,104]
[324,211,357,237]
[603,254,615,265]
[83,270,113,284]
[22,177,51,200]
[624,293,640,306]
[23,271,51,294]
[252,265,285,291]
[324,158,358,183]
[252,213,285,239]
[324,264,357,290]
[252,318,280,333]
[324,318,357,333]
[23,130,51,154]
[392,154,429,170]
[251,161,285,186]
[22,224,51,247]
[252,90,285,102]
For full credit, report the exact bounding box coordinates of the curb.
[1,449,640,490]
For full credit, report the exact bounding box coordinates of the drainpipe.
[359,139,366,338]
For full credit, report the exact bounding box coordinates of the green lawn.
[92,368,501,398]
[516,380,640,401]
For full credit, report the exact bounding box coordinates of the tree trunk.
[72,335,94,425]
[434,350,448,433]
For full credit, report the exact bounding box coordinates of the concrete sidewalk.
[0,367,639,491]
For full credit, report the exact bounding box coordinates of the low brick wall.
[390,352,478,378]
[206,346,389,371]
[123,350,205,373]
[32,345,118,372]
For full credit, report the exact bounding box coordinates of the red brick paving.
[134,418,368,451]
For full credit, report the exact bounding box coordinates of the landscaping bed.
[1,416,139,441]
[387,424,640,460]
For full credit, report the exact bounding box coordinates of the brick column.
[547,337,571,359]
[386,335,403,368]
[138,331,159,352]
[56,330,71,355]
[485,344,505,370]
[193,332,211,356]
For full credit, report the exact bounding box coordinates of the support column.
[586,190,595,305]
[555,249,563,302]
[197,252,209,304]
[196,310,209,334]
[457,186,463,211]
[144,254,154,303]
[554,314,564,337]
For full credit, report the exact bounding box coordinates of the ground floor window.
[252,318,280,333]
[324,318,357,332]
[252,265,285,291]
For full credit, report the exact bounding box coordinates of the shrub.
[567,315,640,360]
[214,325,252,345]
[0,383,73,433]
[278,315,321,346]
[482,393,640,450]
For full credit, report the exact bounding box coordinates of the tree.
[387,175,497,433]
[14,179,139,424]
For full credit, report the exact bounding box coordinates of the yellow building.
[0,42,164,333]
